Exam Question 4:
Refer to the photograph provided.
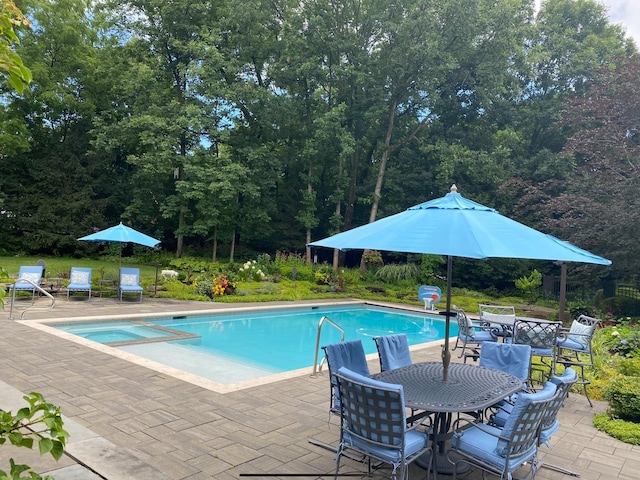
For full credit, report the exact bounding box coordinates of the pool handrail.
[311,315,345,377]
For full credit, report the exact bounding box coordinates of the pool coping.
[18,299,446,394]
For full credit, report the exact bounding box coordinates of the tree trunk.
[360,99,398,272]
[211,226,218,263]
[229,227,236,262]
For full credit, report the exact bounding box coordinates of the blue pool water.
[52,304,455,385]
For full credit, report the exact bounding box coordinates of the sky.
[535,0,640,46]
[600,0,640,45]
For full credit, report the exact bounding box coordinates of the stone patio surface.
[1,295,638,479]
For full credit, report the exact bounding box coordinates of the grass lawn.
[0,256,158,281]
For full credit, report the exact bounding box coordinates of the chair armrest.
[451,417,508,442]
[406,411,433,434]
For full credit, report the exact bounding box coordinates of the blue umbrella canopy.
[309,185,611,264]
[308,185,611,380]
[78,223,160,248]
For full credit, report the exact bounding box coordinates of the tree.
[0,0,31,93]
[543,56,640,278]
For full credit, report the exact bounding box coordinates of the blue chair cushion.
[555,337,587,352]
[471,330,495,342]
[496,382,556,456]
[540,419,559,447]
[344,428,427,464]
[452,423,536,473]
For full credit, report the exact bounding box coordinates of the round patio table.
[374,361,522,478]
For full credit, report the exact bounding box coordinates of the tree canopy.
[0,0,637,286]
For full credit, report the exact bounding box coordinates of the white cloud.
[601,0,640,45]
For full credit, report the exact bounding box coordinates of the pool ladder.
[311,315,344,377]
[8,279,56,320]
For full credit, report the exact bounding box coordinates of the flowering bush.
[600,326,640,358]
[193,273,236,298]
[238,260,267,281]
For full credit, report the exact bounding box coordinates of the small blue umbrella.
[78,222,160,267]
[308,185,611,380]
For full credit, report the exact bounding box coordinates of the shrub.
[604,375,640,422]
[594,412,640,445]
[375,263,420,283]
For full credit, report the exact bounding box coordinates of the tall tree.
[542,56,640,278]
[0,0,104,253]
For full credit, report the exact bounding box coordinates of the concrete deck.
[1,295,638,479]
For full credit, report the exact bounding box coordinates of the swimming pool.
[47,304,455,389]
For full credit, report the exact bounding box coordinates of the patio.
[1,297,638,479]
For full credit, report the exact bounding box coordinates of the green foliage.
[600,297,640,317]
[0,1,32,93]
[604,375,640,422]
[593,413,640,445]
[568,301,593,319]
[375,263,420,283]
[514,269,542,303]
[599,326,640,358]
[362,250,383,266]
[0,392,68,479]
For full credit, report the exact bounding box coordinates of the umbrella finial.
[450,184,457,193]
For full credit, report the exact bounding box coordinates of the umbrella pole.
[441,255,453,382]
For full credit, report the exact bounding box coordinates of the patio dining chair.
[448,381,557,480]
[333,367,431,480]
[321,340,371,416]
[453,306,497,362]
[510,319,562,387]
[489,368,579,476]
[373,334,412,372]
[479,304,516,338]
[554,314,600,407]
[8,265,44,302]
[67,267,92,301]
[118,267,144,302]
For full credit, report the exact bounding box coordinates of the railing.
[8,279,56,320]
[311,315,345,377]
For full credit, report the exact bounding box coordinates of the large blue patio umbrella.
[78,222,160,267]
[308,185,611,380]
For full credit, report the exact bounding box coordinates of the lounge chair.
[67,267,92,301]
[118,267,143,302]
[8,265,44,302]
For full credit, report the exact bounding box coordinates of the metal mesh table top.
[373,362,522,412]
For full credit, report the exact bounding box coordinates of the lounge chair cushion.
[70,271,90,285]
[20,272,41,284]
[120,274,138,286]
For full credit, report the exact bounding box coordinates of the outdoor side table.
[374,361,522,479]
